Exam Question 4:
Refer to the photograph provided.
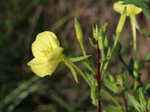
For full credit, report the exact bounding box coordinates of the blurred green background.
[0,0,150,112]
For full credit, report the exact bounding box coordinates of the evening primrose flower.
[113,1,142,17]
[113,1,141,83]
[27,31,64,77]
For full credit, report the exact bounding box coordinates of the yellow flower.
[27,31,64,77]
[113,1,142,17]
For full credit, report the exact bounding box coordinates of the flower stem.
[130,16,139,89]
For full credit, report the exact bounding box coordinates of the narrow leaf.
[64,61,78,83]
[69,55,91,62]
[103,79,119,94]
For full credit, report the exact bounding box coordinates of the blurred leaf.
[108,73,115,83]
[51,9,83,31]
[103,78,119,94]
[101,89,121,108]
[138,88,147,109]
[0,76,41,111]
[127,93,142,112]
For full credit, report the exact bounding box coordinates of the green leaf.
[86,72,97,87]
[64,60,78,83]
[82,61,95,74]
[89,37,96,48]
[69,55,91,62]
[108,73,115,83]
[103,78,119,94]
[138,88,147,109]
[127,93,142,112]
[90,86,99,106]
[69,61,91,86]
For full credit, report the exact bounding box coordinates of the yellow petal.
[27,47,64,77]
[32,31,60,58]
[27,58,57,77]
[48,47,64,61]
[113,1,142,16]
